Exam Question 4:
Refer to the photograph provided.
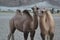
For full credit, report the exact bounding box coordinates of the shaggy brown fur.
[7,9,38,40]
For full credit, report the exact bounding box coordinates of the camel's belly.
[14,21,33,32]
[15,24,32,32]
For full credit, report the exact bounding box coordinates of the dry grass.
[56,13,60,16]
[52,13,60,16]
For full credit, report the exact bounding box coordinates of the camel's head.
[31,6,47,16]
[38,8,47,17]
[16,9,21,14]
[31,6,40,15]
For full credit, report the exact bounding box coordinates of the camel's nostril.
[41,11,44,13]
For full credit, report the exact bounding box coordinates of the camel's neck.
[33,13,38,29]
[40,14,47,23]
[33,14,38,22]
[33,12,38,19]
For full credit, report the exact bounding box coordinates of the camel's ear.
[31,7,34,10]
[16,9,21,13]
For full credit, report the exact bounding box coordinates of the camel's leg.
[11,28,16,40]
[7,27,16,40]
[49,33,54,40]
[47,34,50,40]
[11,34,15,40]
[40,33,45,40]
[40,33,47,40]
[30,31,35,40]
[8,32,12,40]
[45,34,48,40]
[24,32,29,40]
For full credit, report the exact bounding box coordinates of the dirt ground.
[0,13,60,40]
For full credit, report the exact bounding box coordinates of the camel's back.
[47,11,54,21]
[46,11,55,33]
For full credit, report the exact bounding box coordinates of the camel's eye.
[41,11,44,13]
[36,8,39,10]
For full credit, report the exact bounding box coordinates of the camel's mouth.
[37,12,43,17]
[37,10,43,16]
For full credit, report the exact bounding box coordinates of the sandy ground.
[0,13,60,40]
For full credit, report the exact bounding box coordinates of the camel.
[7,9,38,40]
[38,8,55,40]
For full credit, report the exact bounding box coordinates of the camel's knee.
[24,32,29,40]
[40,33,43,38]
[30,31,35,40]
[8,32,15,40]
[11,34,15,40]
[40,33,46,40]
[50,33,54,37]
[49,31,54,36]
[10,27,16,33]
[7,33,12,40]
[49,32,54,40]
[7,28,16,40]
